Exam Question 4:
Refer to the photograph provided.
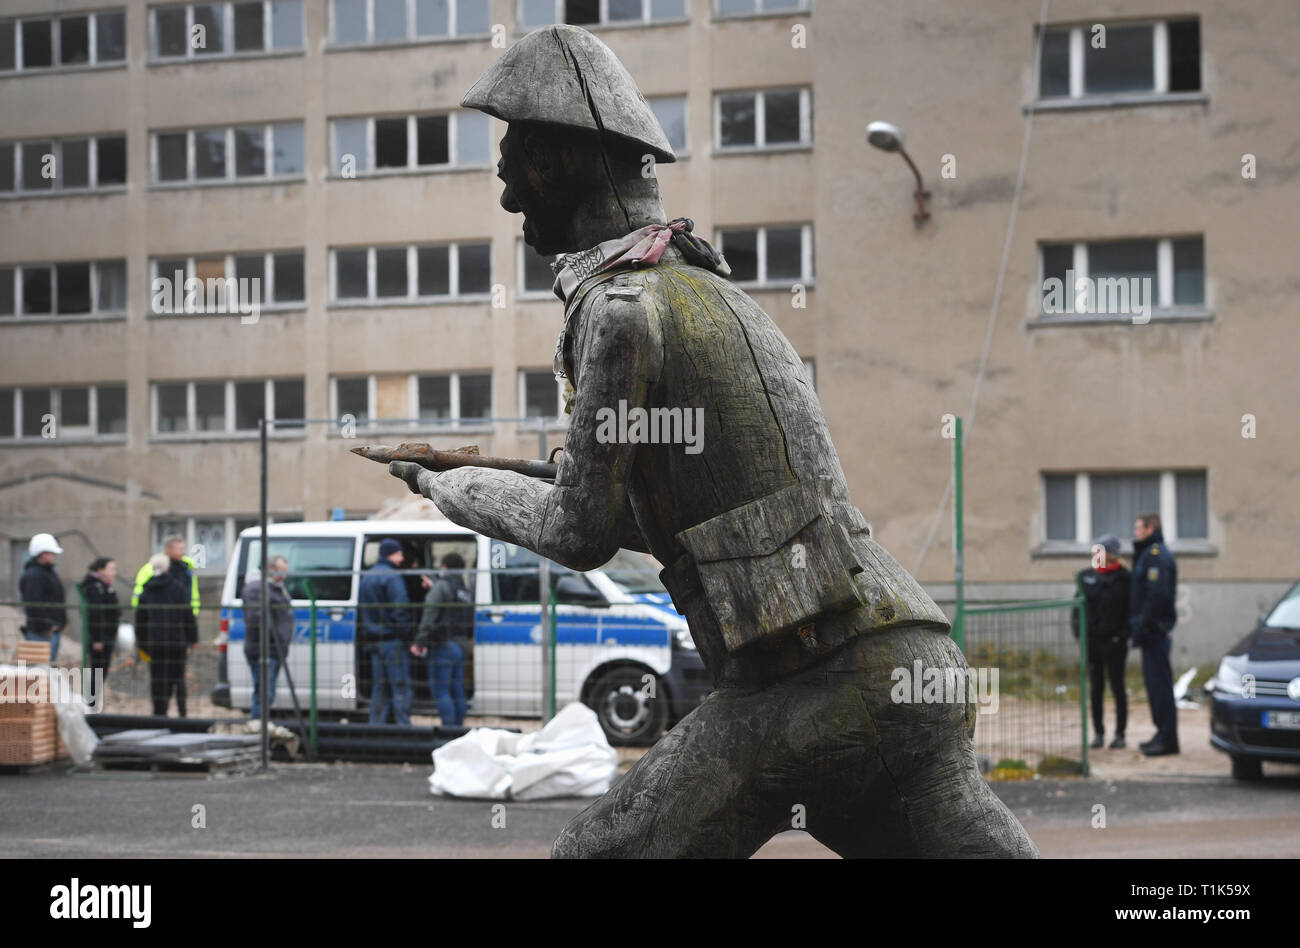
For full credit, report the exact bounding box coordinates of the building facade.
[1,0,1295,663]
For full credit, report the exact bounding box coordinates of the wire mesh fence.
[960,598,1089,779]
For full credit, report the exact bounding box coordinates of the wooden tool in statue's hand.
[351,442,559,480]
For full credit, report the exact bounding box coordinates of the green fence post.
[549,580,558,721]
[76,583,90,664]
[952,415,965,653]
[305,580,318,758]
[1076,581,1090,778]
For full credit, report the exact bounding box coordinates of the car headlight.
[1213,656,1249,696]
[673,624,696,651]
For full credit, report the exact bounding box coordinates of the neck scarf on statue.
[550,218,730,395]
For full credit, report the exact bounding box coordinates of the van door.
[479,540,546,715]
[227,534,358,713]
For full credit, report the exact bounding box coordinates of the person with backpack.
[411,552,473,728]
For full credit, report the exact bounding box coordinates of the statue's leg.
[551,686,794,858]
[799,627,1039,858]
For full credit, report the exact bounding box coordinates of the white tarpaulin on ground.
[428,702,618,800]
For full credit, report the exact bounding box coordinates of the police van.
[212,519,711,745]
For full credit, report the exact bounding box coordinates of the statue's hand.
[389,460,436,496]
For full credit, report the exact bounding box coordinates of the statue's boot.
[552,624,1039,858]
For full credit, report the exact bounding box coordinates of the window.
[0,260,127,318]
[334,373,494,430]
[1038,235,1205,319]
[714,0,807,14]
[150,0,303,58]
[1036,18,1201,102]
[715,88,812,150]
[330,111,491,176]
[716,225,813,286]
[518,241,557,295]
[0,11,128,72]
[0,134,127,193]
[150,251,305,313]
[162,515,303,573]
[331,0,490,43]
[151,379,306,435]
[520,370,563,423]
[1041,470,1209,547]
[151,123,305,185]
[331,243,491,302]
[649,95,687,155]
[519,0,686,27]
[0,384,128,440]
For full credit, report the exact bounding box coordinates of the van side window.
[239,537,355,601]
[491,540,541,604]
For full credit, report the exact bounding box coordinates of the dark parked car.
[1208,581,1300,780]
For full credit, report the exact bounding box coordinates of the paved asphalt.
[3,761,1299,858]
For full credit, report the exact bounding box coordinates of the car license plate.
[1262,711,1300,729]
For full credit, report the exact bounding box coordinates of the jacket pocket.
[675,480,868,653]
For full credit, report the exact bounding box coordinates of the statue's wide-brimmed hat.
[461,24,676,164]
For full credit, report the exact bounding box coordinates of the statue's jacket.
[558,245,949,682]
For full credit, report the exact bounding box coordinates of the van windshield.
[1264,581,1300,630]
[240,536,356,602]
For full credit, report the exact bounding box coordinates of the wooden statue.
[386,25,1037,858]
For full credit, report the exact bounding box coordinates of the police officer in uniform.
[1131,512,1179,756]
[390,26,1036,858]
[1072,535,1130,749]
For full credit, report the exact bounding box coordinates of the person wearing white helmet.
[20,533,67,662]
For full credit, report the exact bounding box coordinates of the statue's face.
[497,124,578,256]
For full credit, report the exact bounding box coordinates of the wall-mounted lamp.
[866,120,931,226]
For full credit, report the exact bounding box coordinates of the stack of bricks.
[0,641,69,765]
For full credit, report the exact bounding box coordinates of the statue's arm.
[394,292,661,571]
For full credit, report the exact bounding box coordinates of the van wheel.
[1231,756,1263,781]
[589,667,667,747]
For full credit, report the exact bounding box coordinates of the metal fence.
[0,557,703,762]
[960,598,1090,779]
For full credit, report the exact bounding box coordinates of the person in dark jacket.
[240,555,294,720]
[19,533,67,662]
[80,557,121,681]
[136,553,198,717]
[1131,512,1179,756]
[357,539,413,725]
[411,553,472,727]
[1072,535,1131,750]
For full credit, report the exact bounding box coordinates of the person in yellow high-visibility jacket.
[132,534,200,618]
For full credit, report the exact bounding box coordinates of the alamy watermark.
[1042,270,1152,324]
[890,660,999,714]
[151,270,262,325]
[1,661,104,712]
[594,400,705,455]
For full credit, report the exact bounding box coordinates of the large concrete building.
[1,0,1295,663]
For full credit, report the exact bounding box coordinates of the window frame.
[330,372,495,433]
[0,383,128,442]
[647,93,689,157]
[1038,469,1213,554]
[149,250,306,314]
[0,133,127,195]
[1032,17,1204,109]
[0,259,128,320]
[715,223,815,288]
[328,111,491,177]
[150,122,305,187]
[329,0,493,46]
[517,368,567,429]
[1034,235,1208,325]
[711,0,809,19]
[148,0,304,61]
[713,86,813,153]
[0,9,128,74]
[517,0,691,29]
[149,378,307,438]
[328,242,492,304]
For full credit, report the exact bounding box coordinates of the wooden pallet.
[11,641,52,664]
